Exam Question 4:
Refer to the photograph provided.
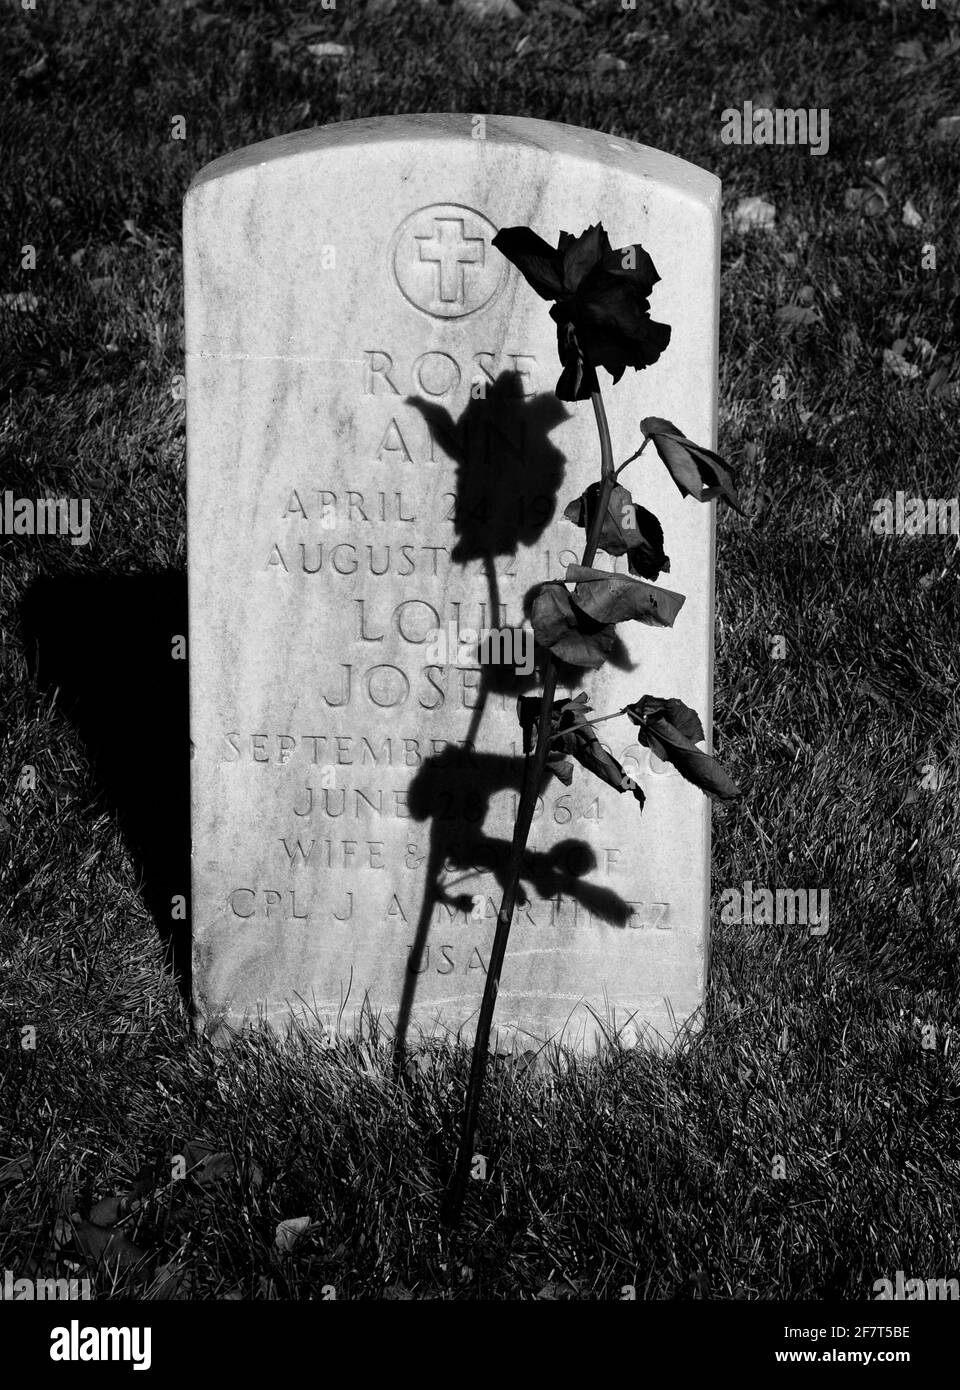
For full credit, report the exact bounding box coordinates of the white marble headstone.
[184,114,720,1052]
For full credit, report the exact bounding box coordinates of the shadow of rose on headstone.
[394,373,632,1052]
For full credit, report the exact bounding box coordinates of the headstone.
[185,114,720,1052]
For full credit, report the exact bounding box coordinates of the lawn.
[1,0,959,1301]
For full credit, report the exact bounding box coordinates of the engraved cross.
[416,218,484,306]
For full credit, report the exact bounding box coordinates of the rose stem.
[441,386,616,1225]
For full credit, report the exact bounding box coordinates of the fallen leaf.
[88,1196,122,1227]
[926,365,954,397]
[15,53,48,87]
[855,678,890,708]
[901,199,923,228]
[0,1152,32,1184]
[883,348,920,380]
[275,1216,311,1253]
[934,115,960,142]
[594,52,628,74]
[287,20,332,38]
[151,1258,192,1300]
[51,1217,75,1253]
[515,1048,543,1076]
[72,1220,147,1272]
[776,304,820,326]
[1,292,39,313]
[538,0,584,18]
[893,40,926,65]
[623,22,656,46]
[732,197,776,233]
[123,1162,159,1199]
[536,1278,580,1299]
[190,10,225,31]
[307,42,352,59]
[845,185,888,217]
[192,1151,234,1186]
[453,0,523,16]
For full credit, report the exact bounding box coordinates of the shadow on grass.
[19,571,191,1002]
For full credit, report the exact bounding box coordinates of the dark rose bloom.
[492,222,671,401]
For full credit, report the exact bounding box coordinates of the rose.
[492,222,671,401]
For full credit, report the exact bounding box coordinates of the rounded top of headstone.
[185,114,719,207]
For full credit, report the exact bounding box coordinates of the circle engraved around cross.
[391,204,508,319]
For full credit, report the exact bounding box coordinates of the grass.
[2,0,960,1299]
